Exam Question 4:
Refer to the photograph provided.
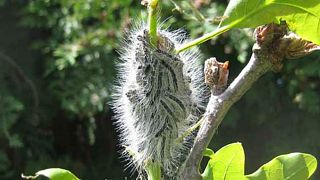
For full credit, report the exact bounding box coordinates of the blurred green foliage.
[0,0,319,179]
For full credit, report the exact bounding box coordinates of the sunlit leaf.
[220,0,320,44]
[246,153,318,180]
[202,142,246,180]
[176,0,320,52]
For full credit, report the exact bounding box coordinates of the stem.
[145,161,161,180]
[176,117,204,143]
[148,0,159,46]
[176,25,231,53]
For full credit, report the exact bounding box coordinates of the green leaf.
[176,0,320,52]
[220,0,320,45]
[22,168,80,180]
[202,142,246,180]
[37,168,79,180]
[246,153,318,180]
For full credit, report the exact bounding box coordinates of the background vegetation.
[0,0,319,179]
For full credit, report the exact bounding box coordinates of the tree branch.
[180,23,290,179]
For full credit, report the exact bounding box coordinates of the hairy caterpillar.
[112,23,208,179]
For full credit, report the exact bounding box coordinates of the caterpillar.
[111,22,208,179]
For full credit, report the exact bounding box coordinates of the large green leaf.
[176,0,320,52]
[246,153,318,180]
[220,0,320,45]
[202,142,246,180]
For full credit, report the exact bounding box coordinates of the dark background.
[0,0,319,179]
